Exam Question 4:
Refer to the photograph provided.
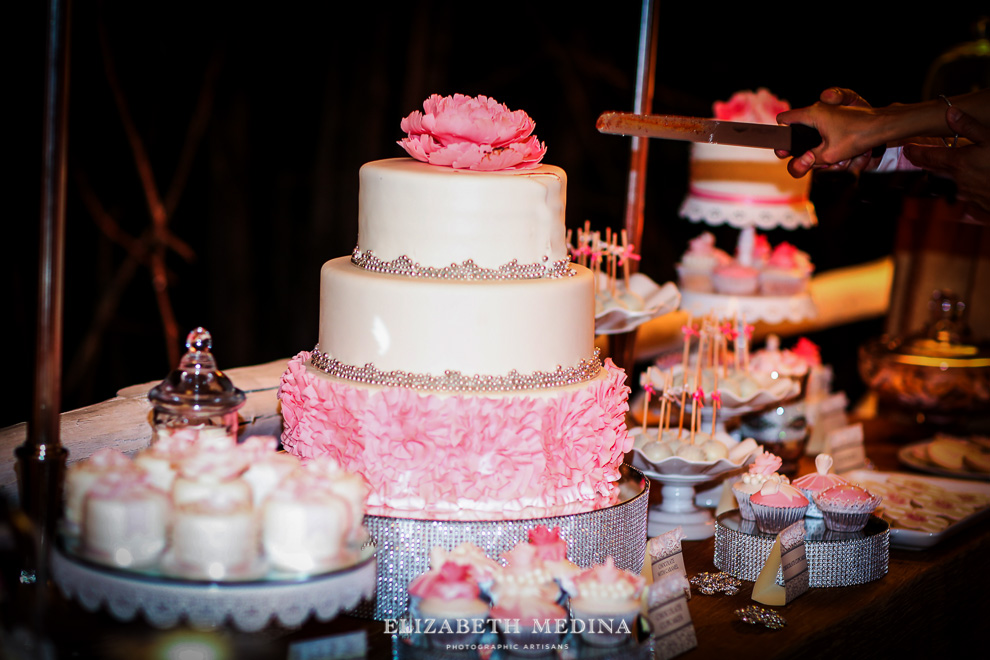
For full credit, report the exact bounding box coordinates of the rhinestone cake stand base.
[714,511,889,587]
[357,464,650,620]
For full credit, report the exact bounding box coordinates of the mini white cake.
[170,498,259,579]
[82,472,170,568]
[64,447,141,534]
[262,475,354,573]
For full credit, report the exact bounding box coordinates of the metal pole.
[17,0,71,572]
[609,0,659,372]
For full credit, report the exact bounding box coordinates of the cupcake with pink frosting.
[749,475,809,533]
[712,261,760,295]
[429,543,502,596]
[526,526,582,595]
[792,454,849,518]
[732,450,786,520]
[409,561,490,647]
[759,242,813,295]
[491,541,562,604]
[677,232,730,292]
[814,484,882,532]
[568,557,645,647]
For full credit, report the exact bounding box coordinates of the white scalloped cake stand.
[50,544,377,632]
[679,290,817,324]
[680,196,817,231]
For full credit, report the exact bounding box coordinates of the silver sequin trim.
[310,347,602,392]
[351,247,575,280]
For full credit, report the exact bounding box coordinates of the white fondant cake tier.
[279,353,632,518]
[357,158,568,272]
[319,257,595,377]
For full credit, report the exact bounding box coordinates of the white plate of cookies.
[844,470,990,549]
[896,434,990,481]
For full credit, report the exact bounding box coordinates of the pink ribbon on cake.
[688,186,809,206]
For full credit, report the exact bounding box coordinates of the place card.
[805,390,848,454]
[825,423,867,474]
[647,527,688,597]
[715,479,737,517]
[646,573,697,660]
[752,520,809,606]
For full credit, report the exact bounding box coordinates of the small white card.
[647,573,697,660]
[752,520,809,606]
[647,527,688,597]
[805,391,848,454]
[825,423,867,474]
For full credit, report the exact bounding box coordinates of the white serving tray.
[843,469,990,551]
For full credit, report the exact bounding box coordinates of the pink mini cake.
[759,242,813,295]
[171,447,252,509]
[792,454,848,518]
[169,493,259,579]
[568,556,645,647]
[262,469,360,574]
[240,436,300,508]
[410,561,490,647]
[712,262,759,295]
[814,483,882,532]
[749,475,809,533]
[732,451,785,521]
[64,448,144,535]
[676,231,730,292]
[81,471,170,568]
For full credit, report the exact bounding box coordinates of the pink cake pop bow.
[712,390,722,409]
[618,244,641,266]
[692,387,705,404]
[682,324,699,337]
[643,382,656,397]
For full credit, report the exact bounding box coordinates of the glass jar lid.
[148,327,246,414]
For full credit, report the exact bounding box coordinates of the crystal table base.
[358,464,650,620]
[714,511,889,587]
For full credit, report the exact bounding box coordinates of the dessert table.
[4,415,988,659]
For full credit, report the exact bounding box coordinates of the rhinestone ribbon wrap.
[352,247,575,280]
[354,466,650,620]
[714,512,889,588]
[310,347,603,392]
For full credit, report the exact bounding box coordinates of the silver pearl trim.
[351,247,575,280]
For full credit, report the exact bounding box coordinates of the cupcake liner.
[749,500,808,534]
[420,612,490,648]
[814,493,882,533]
[732,486,758,521]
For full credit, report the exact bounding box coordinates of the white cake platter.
[595,275,681,335]
[679,290,817,324]
[627,429,757,541]
[680,195,817,230]
[50,540,377,632]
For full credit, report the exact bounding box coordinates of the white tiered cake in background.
[676,89,818,324]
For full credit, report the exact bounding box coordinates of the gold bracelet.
[938,94,959,147]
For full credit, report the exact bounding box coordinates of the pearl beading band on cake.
[310,347,603,392]
[351,247,575,280]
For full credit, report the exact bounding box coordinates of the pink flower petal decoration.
[398,93,546,170]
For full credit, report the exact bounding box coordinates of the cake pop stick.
[678,317,695,439]
[656,376,668,443]
[711,389,721,436]
[641,368,655,435]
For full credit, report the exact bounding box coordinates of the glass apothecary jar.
[148,327,245,446]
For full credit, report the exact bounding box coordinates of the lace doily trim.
[351,247,575,280]
[310,347,602,392]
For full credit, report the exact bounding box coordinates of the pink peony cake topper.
[714,88,790,124]
[398,93,547,170]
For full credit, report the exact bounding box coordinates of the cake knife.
[596,111,823,155]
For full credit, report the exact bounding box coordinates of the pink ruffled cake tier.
[278,352,632,519]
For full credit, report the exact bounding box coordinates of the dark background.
[8,1,989,429]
